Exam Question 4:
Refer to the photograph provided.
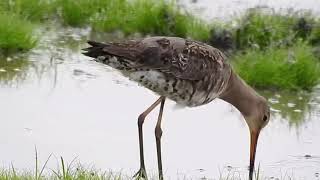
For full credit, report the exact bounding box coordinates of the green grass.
[228,8,316,50]
[58,0,88,26]
[91,0,210,40]
[0,0,211,41]
[233,41,320,90]
[0,0,320,90]
[0,149,127,180]
[0,164,292,180]
[0,164,126,180]
[55,0,210,40]
[57,0,109,26]
[0,12,37,52]
[0,0,318,51]
[235,9,297,49]
[310,19,320,46]
[0,149,294,180]
[124,0,181,36]
[174,12,211,41]
[0,0,54,22]
[0,149,265,180]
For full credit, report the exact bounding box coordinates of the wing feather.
[84,37,230,81]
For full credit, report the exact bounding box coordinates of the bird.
[82,36,270,180]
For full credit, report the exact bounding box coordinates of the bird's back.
[83,36,231,107]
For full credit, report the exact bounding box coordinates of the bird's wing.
[86,37,230,81]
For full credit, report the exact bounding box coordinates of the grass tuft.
[0,12,37,52]
[57,0,210,40]
[235,8,295,49]
[233,41,320,90]
[0,0,319,90]
[0,0,54,22]
[57,0,107,26]
[234,8,312,50]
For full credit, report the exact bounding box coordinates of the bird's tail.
[83,40,139,60]
[82,41,108,58]
[83,40,140,71]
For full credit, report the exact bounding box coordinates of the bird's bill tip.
[249,130,260,180]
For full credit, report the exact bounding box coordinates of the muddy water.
[0,6,320,180]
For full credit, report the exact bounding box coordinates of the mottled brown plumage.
[83,36,270,180]
[83,37,231,106]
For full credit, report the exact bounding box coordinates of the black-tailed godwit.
[83,37,270,180]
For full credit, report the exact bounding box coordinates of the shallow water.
[1,2,320,179]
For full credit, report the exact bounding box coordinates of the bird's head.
[242,95,270,180]
[243,95,270,133]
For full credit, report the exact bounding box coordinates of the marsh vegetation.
[0,0,319,90]
[0,0,320,180]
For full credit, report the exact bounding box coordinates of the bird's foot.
[133,168,148,180]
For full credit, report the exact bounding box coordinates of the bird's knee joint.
[138,114,146,127]
[155,126,163,138]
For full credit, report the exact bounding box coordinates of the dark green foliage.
[209,28,235,53]
[293,17,313,40]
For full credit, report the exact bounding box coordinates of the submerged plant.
[0,56,30,86]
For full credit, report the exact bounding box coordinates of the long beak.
[249,130,260,180]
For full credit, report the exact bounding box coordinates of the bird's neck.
[219,70,259,117]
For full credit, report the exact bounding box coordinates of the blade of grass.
[61,156,66,179]
[35,146,38,180]
[38,153,52,179]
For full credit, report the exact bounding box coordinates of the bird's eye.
[263,115,268,121]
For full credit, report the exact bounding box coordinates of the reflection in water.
[0,54,31,86]
[51,27,89,52]
[0,24,141,88]
[260,90,318,128]
[0,25,92,88]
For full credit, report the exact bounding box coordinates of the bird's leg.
[155,98,166,180]
[133,96,165,180]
